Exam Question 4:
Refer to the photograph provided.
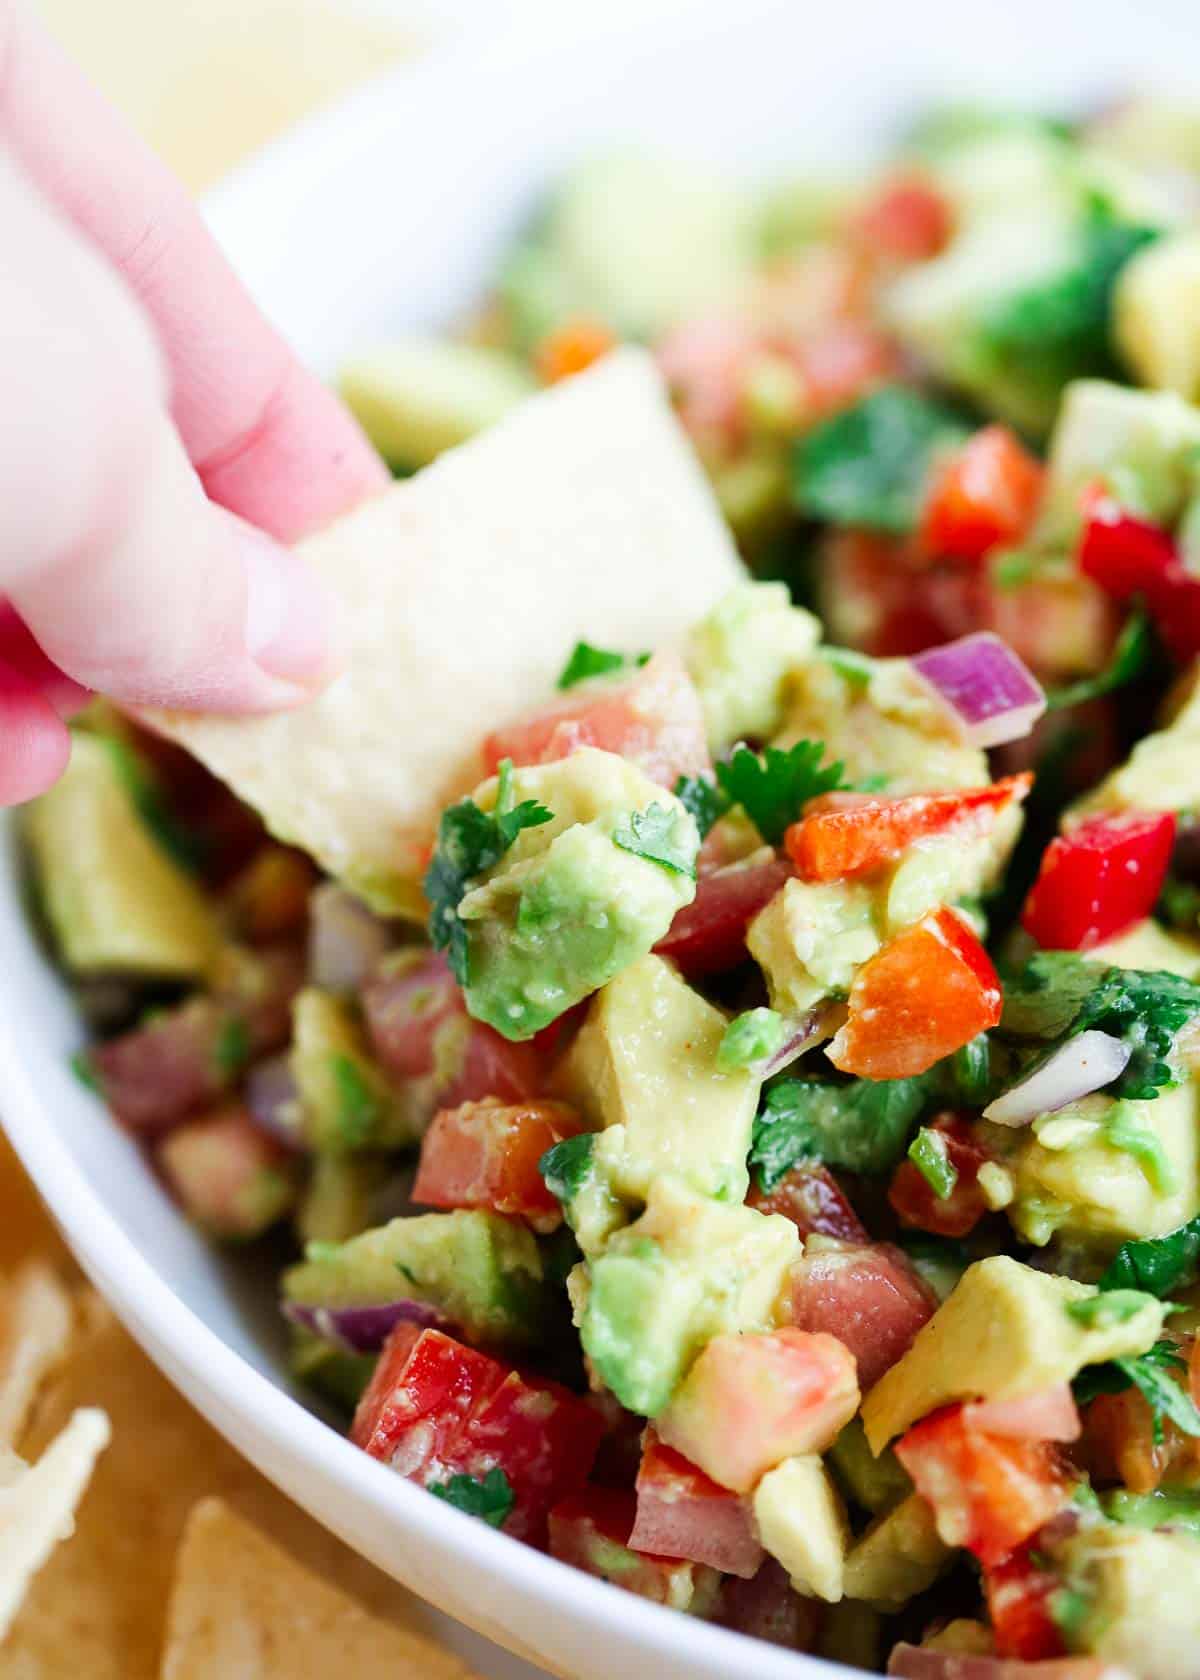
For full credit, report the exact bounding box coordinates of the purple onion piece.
[759,1004,843,1079]
[983,1031,1131,1128]
[245,1054,306,1153]
[308,883,393,992]
[283,1297,448,1354]
[911,632,1046,749]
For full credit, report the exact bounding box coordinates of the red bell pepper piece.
[1021,810,1176,950]
[920,426,1044,566]
[1078,488,1200,664]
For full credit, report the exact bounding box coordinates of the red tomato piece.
[984,1544,1069,1662]
[748,1163,868,1242]
[481,650,710,791]
[157,1104,293,1239]
[919,426,1044,567]
[1021,810,1176,951]
[793,322,902,417]
[548,1487,720,1609]
[785,774,1032,883]
[654,853,791,979]
[717,1558,824,1652]
[851,175,953,262]
[818,529,985,658]
[787,1240,936,1391]
[535,318,617,384]
[895,1404,1069,1566]
[985,568,1119,686]
[656,315,760,451]
[412,1097,586,1230]
[1078,489,1200,665]
[965,1384,1081,1444]
[828,908,1002,1080]
[352,1325,505,1469]
[630,1432,764,1579]
[888,1113,994,1240]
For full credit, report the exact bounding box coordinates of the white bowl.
[4,4,1200,1676]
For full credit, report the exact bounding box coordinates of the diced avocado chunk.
[297,1152,388,1247]
[1089,919,1200,981]
[684,583,820,754]
[338,339,534,470]
[828,1417,912,1515]
[290,1326,377,1413]
[861,1254,1166,1452]
[554,955,757,1210]
[1115,231,1200,401]
[24,733,220,979]
[1072,666,1200,821]
[1056,1525,1200,1679]
[842,1493,952,1609]
[579,1178,799,1416]
[921,1621,996,1656]
[753,1455,849,1603]
[283,1208,551,1350]
[289,988,420,1153]
[457,750,698,1041]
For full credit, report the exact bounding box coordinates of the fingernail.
[241,523,340,690]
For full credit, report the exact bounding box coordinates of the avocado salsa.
[27,99,1200,1679]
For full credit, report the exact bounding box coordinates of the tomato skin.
[630,1433,764,1578]
[851,175,952,263]
[895,1404,1069,1566]
[412,1098,586,1229]
[535,318,616,384]
[548,1487,719,1607]
[787,1240,936,1391]
[785,775,1031,883]
[888,1113,994,1240]
[919,426,1044,567]
[828,908,1002,1080]
[1078,490,1200,664]
[1021,810,1176,951]
[983,1544,1068,1661]
[965,1384,1081,1444]
[748,1163,867,1242]
[654,853,791,979]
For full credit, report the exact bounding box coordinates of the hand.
[0,1,389,802]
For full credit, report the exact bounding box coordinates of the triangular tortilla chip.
[0,1260,74,1446]
[160,1498,472,1679]
[144,348,742,915]
[0,1406,109,1639]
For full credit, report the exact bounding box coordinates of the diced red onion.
[283,1297,447,1354]
[308,883,393,992]
[245,1054,306,1152]
[759,1004,844,1079]
[911,632,1046,749]
[982,1031,1131,1127]
[889,1645,1123,1680]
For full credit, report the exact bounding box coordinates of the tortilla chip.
[145,348,743,915]
[0,1407,109,1639]
[0,1261,74,1446]
[160,1498,471,1679]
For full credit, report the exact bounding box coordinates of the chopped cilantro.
[718,1008,786,1072]
[750,1073,937,1188]
[672,772,729,840]
[425,758,554,983]
[907,1128,958,1200]
[611,804,697,877]
[329,1054,380,1148]
[1066,1289,1157,1329]
[949,1034,992,1106]
[791,386,969,533]
[1045,609,1154,711]
[213,1017,250,1080]
[715,740,846,846]
[69,1047,100,1094]
[1101,1213,1200,1297]
[556,641,648,691]
[1074,1341,1200,1445]
[428,1467,515,1528]
[539,1133,596,1205]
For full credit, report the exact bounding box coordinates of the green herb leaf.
[1045,609,1155,711]
[329,1053,380,1149]
[539,1133,596,1205]
[751,1073,937,1188]
[612,804,697,877]
[213,1017,250,1080]
[556,641,648,690]
[718,1008,787,1072]
[791,386,969,533]
[428,1467,515,1528]
[716,740,846,846]
[907,1127,959,1199]
[1074,1341,1200,1446]
[672,773,730,840]
[1101,1213,1200,1297]
[949,1034,992,1106]
[1066,1289,1158,1329]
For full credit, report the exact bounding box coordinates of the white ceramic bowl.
[4,4,1200,1675]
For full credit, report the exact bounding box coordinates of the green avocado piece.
[338,338,534,470]
[457,750,698,1042]
[289,988,422,1154]
[283,1208,551,1350]
[828,1417,912,1515]
[684,582,821,755]
[1104,1486,1200,1537]
[289,1326,377,1414]
[842,1494,953,1609]
[1056,1524,1200,1673]
[297,1152,389,1247]
[24,733,221,979]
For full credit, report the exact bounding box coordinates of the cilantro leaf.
[612,804,697,877]
[424,759,554,983]
[556,641,648,691]
[1000,951,1102,1040]
[539,1133,596,1204]
[791,386,970,533]
[716,741,846,847]
[428,1467,515,1528]
[751,1073,938,1187]
[1073,1341,1200,1446]
[673,772,730,840]
[1101,1213,1200,1297]
[1045,609,1154,711]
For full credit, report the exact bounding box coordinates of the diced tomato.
[964,1385,1081,1445]
[748,1163,868,1242]
[225,846,316,943]
[353,1325,602,1544]
[654,853,791,978]
[785,775,1032,884]
[535,318,617,384]
[657,1330,859,1493]
[851,175,952,263]
[630,1432,764,1578]
[717,1558,823,1652]
[818,529,985,658]
[412,1098,586,1231]
[896,1404,1070,1566]
[157,1104,294,1239]
[787,1240,936,1391]
[1021,810,1176,951]
[983,1544,1068,1662]
[481,650,709,791]
[792,322,901,417]
[1078,489,1200,665]
[919,427,1044,567]
[657,315,759,451]
[548,1487,720,1610]
[888,1113,994,1240]
[985,568,1119,686]
[828,908,1002,1080]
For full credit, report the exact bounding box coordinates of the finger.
[0,601,90,719]
[0,1,389,541]
[0,661,71,804]
[0,150,337,712]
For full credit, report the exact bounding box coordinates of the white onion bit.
[983,1030,1132,1127]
